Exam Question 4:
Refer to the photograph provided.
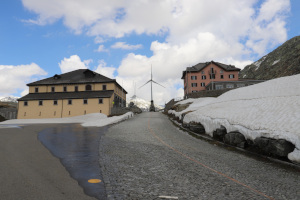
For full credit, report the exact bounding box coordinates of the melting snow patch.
[272,59,280,65]
[0,112,134,128]
[171,74,300,163]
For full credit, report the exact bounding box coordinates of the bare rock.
[254,137,295,157]
[213,126,227,142]
[189,122,205,134]
[224,131,246,148]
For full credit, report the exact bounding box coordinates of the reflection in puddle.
[38,124,107,200]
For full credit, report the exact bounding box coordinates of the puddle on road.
[38,124,107,200]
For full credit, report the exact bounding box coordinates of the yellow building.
[17,69,127,119]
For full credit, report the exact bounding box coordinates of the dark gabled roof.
[18,90,114,101]
[27,69,128,94]
[181,61,241,79]
[28,69,113,85]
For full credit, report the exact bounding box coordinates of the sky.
[0,0,299,105]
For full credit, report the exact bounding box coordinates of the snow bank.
[0,112,134,128]
[169,98,215,120]
[173,74,300,163]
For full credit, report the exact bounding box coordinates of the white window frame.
[226,84,234,88]
[216,85,224,90]
[191,76,197,80]
[191,83,197,87]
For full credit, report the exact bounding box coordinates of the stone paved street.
[99,112,300,200]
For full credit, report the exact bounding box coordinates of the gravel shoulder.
[99,112,300,200]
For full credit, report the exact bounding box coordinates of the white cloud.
[95,45,109,52]
[94,36,105,44]
[0,63,47,97]
[111,42,142,50]
[21,0,291,104]
[94,60,116,79]
[58,55,89,73]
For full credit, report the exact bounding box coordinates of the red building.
[181,61,241,96]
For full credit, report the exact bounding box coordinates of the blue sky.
[0,0,299,105]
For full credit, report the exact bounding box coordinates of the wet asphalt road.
[0,124,95,200]
[38,124,107,199]
[99,112,300,199]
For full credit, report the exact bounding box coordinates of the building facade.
[205,80,265,90]
[17,69,127,119]
[181,61,241,96]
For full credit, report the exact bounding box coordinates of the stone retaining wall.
[0,108,17,120]
[186,89,232,98]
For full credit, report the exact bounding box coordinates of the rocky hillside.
[240,36,300,80]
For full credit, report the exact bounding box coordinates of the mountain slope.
[240,36,300,80]
[0,96,18,103]
[128,95,163,111]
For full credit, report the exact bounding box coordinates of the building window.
[220,70,224,74]
[102,85,107,90]
[220,75,224,79]
[39,100,43,106]
[191,76,197,80]
[75,86,78,92]
[53,100,58,105]
[229,74,235,79]
[83,99,88,104]
[202,75,206,80]
[63,86,67,92]
[216,85,224,90]
[69,111,71,115]
[35,87,39,93]
[201,82,205,87]
[201,71,205,74]
[24,101,28,106]
[85,85,92,91]
[51,86,55,92]
[68,99,72,105]
[191,83,197,87]
[210,74,215,79]
[226,84,234,88]
[99,98,103,104]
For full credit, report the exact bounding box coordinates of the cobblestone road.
[99,112,300,200]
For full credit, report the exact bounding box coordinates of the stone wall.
[110,106,142,116]
[186,89,232,98]
[0,108,17,120]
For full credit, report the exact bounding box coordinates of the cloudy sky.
[1,0,299,105]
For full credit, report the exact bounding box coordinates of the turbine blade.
[139,80,151,89]
[152,80,165,88]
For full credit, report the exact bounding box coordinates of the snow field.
[0,112,134,128]
[171,74,300,163]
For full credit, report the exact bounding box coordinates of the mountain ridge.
[240,36,300,80]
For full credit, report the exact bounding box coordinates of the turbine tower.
[139,66,165,112]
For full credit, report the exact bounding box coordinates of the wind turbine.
[139,66,165,112]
